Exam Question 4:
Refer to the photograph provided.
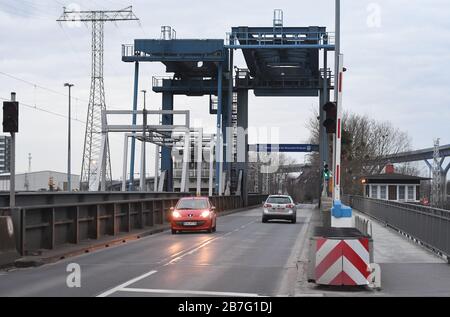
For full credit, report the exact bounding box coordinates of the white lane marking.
[96,218,259,297]
[163,219,258,266]
[164,238,219,266]
[157,220,257,265]
[96,270,158,297]
[118,287,262,297]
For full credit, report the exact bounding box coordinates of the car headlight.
[172,211,181,218]
[201,210,211,218]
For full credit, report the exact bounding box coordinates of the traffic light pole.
[9,92,16,208]
[332,0,340,201]
[334,54,344,202]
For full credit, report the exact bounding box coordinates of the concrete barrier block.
[0,216,20,267]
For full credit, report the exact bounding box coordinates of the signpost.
[249,144,319,153]
[2,92,18,207]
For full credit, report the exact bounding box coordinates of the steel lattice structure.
[57,7,139,191]
[432,138,442,208]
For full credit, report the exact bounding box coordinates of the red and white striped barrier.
[315,238,370,286]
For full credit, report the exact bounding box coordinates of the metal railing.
[247,194,269,207]
[226,31,335,47]
[347,196,450,260]
[122,44,150,58]
[152,76,172,88]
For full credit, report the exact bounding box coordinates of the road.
[0,206,313,297]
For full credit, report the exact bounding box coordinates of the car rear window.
[266,197,292,204]
[176,199,209,210]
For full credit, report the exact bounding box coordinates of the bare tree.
[306,109,414,196]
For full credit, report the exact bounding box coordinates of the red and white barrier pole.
[334,54,344,202]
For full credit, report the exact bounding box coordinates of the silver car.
[262,195,297,224]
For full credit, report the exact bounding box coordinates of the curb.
[14,226,169,268]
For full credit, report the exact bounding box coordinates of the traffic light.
[322,101,337,134]
[3,101,19,133]
[323,164,331,181]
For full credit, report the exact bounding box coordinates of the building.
[0,171,80,192]
[0,135,11,173]
[173,161,213,194]
[362,164,429,203]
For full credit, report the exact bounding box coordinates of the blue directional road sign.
[249,144,319,153]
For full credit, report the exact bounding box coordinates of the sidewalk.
[295,207,449,297]
[353,209,445,264]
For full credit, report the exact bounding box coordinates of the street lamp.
[140,90,147,192]
[64,83,74,192]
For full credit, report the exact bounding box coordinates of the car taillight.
[286,204,294,209]
[264,204,272,208]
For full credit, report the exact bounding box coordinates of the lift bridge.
[120,10,335,205]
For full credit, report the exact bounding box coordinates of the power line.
[0,96,124,144]
[0,70,85,103]
[0,96,85,124]
[0,70,122,110]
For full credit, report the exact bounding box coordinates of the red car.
[170,197,217,234]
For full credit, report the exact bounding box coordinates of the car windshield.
[266,197,292,204]
[176,199,209,210]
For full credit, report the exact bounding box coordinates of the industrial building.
[0,170,80,192]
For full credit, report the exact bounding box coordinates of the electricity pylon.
[57,7,139,191]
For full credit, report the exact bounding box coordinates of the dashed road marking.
[96,218,259,297]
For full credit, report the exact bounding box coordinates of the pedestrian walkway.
[296,207,450,297]
[353,210,445,264]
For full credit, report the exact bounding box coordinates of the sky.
[0,0,449,179]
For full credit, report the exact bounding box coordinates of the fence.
[347,196,450,260]
[1,193,267,256]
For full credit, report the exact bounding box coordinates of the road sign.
[249,144,319,153]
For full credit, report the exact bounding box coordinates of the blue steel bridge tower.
[122,11,335,205]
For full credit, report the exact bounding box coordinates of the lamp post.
[140,90,147,191]
[64,83,74,192]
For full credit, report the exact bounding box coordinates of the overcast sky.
[0,0,449,179]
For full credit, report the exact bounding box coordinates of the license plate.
[183,222,197,226]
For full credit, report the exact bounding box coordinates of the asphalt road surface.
[0,206,312,297]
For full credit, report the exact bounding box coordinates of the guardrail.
[347,196,450,261]
[0,192,185,208]
[0,194,266,256]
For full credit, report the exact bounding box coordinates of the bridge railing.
[247,194,269,207]
[345,195,450,260]
[1,194,265,256]
[0,192,186,208]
